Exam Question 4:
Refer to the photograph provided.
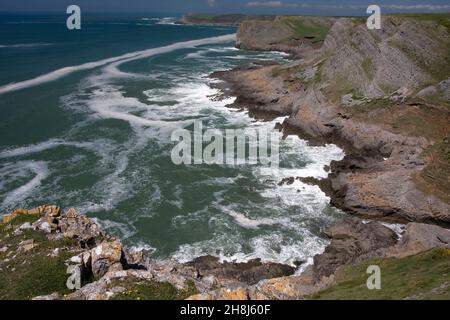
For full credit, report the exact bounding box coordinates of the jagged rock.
[249,267,334,300]
[188,287,249,301]
[124,248,146,268]
[2,205,60,224]
[388,223,450,257]
[90,240,124,278]
[59,208,102,247]
[66,270,135,300]
[185,256,296,286]
[312,217,398,280]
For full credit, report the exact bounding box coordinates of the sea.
[0,13,344,268]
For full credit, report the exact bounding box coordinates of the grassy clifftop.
[310,249,450,300]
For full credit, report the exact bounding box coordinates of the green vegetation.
[414,140,450,204]
[391,13,450,33]
[310,249,450,300]
[388,15,450,83]
[280,17,331,43]
[361,58,374,80]
[0,215,82,300]
[112,278,198,300]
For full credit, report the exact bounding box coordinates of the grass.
[0,215,82,300]
[112,278,198,300]
[413,140,450,204]
[361,58,374,80]
[391,13,450,33]
[309,248,450,300]
[280,17,331,43]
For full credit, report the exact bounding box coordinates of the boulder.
[91,240,125,278]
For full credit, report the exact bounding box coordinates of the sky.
[0,0,449,15]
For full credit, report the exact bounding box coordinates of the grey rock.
[312,217,398,280]
[59,208,102,247]
[388,223,450,257]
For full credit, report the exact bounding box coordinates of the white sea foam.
[0,139,96,159]
[1,161,49,209]
[173,230,330,268]
[0,34,236,95]
[227,211,287,229]
[0,43,54,48]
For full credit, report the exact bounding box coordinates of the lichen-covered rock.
[90,240,124,278]
[2,205,60,224]
[187,287,249,301]
[59,208,102,246]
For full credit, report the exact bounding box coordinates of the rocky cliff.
[1,206,449,300]
[223,14,450,225]
[237,16,335,57]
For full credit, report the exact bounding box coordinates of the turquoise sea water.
[0,14,344,266]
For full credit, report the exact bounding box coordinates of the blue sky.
[1,0,449,15]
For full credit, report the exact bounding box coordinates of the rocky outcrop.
[59,208,103,248]
[216,14,450,224]
[321,16,449,98]
[185,256,295,286]
[2,205,60,226]
[2,205,450,300]
[312,217,398,280]
[237,16,335,57]
[387,223,450,257]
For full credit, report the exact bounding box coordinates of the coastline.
[1,13,450,300]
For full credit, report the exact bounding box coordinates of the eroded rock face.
[322,16,448,98]
[185,256,296,286]
[237,16,335,57]
[388,223,450,257]
[2,205,60,224]
[312,217,398,280]
[59,208,102,247]
[90,240,125,278]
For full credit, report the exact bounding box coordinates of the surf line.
[0,34,236,95]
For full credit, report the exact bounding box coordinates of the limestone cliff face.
[321,16,450,98]
[228,15,450,224]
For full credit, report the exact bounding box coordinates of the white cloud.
[380,4,450,11]
[247,1,284,8]
[246,2,450,11]
[208,0,217,7]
